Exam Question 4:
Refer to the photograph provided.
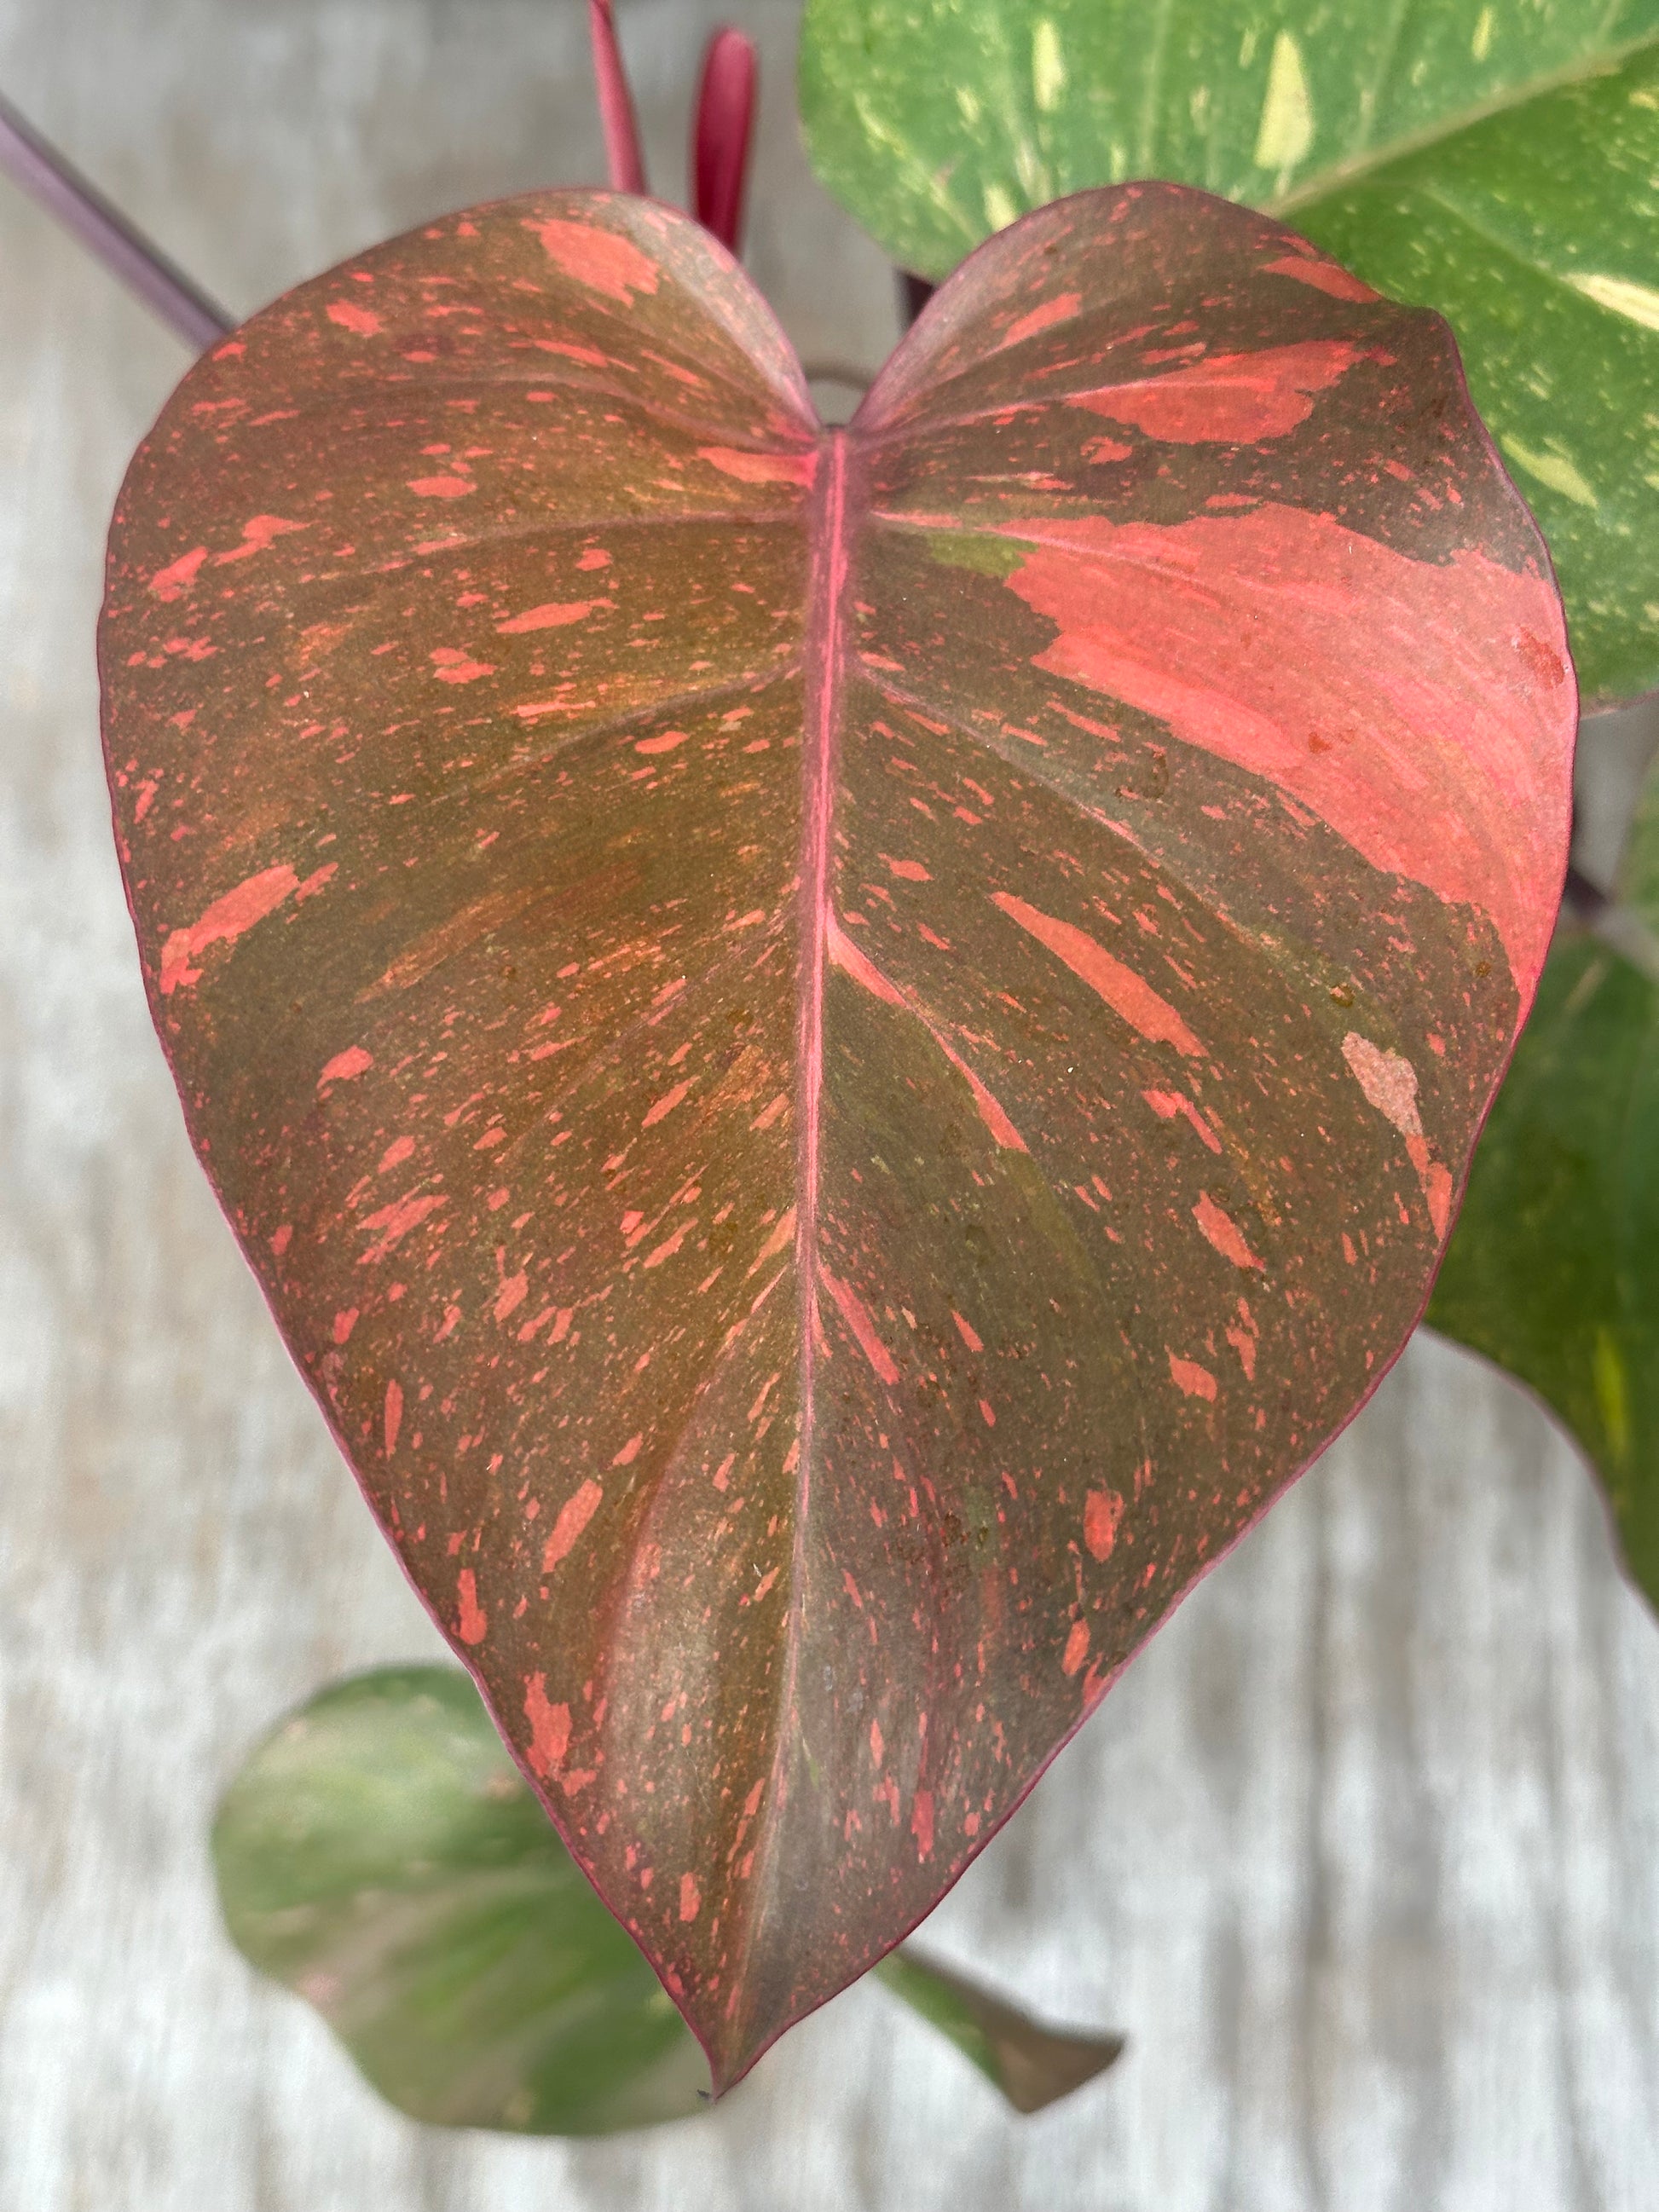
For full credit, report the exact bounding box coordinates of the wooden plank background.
[2,4,1657,2203]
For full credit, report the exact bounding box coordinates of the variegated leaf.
[101,184,1572,2088]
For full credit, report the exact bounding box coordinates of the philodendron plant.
[18,0,1659,2139]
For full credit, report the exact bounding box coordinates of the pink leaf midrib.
[796,430,849,1536]
[712,426,847,2082]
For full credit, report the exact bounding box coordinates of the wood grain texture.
[3,2,1658,2203]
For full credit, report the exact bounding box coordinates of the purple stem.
[588,0,647,195]
[0,86,231,352]
[691,28,757,255]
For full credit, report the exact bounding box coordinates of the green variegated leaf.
[1430,756,1659,1607]
[213,1666,1123,2128]
[799,0,1659,702]
[101,187,1571,2088]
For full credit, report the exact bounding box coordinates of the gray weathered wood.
[2,4,1657,2203]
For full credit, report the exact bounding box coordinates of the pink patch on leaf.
[495,599,606,634]
[1193,1191,1263,1271]
[820,1268,900,1386]
[1142,1088,1223,1152]
[1062,1619,1090,1675]
[148,546,207,600]
[215,514,307,564]
[910,1790,934,1859]
[530,217,661,303]
[643,1079,691,1128]
[1003,505,1573,994]
[1263,253,1379,303]
[455,1568,487,1645]
[319,1044,373,1087]
[523,1673,571,1776]
[1002,292,1081,348]
[542,1478,604,1568]
[697,446,817,487]
[1070,340,1364,444]
[159,863,300,995]
[828,916,1028,1151]
[992,892,1204,1055]
[1169,1353,1218,1401]
[1084,1489,1124,1561]
[1342,1033,1422,1135]
[430,648,494,684]
[327,300,382,336]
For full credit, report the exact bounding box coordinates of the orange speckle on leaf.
[159,864,300,995]
[697,445,816,486]
[319,1044,373,1087]
[456,1568,487,1644]
[820,1268,900,1386]
[1002,292,1081,347]
[408,473,475,499]
[1169,1353,1218,1401]
[542,1477,603,1568]
[148,546,207,600]
[994,892,1204,1055]
[430,646,495,684]
[1193,1191,1263,1271]
[530,216,661,302]
[910,1790,934,1858]
[327,299,382,336]
[1084,1488,1124,1561]
[1062,1619,1090,1675]
[495,598,606,634]
[643,1080,691,1128]
[523,1673,571,1776]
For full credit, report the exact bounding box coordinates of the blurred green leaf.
[213,1667,1123,2132]
[871,1949,1123,2114]
[799,0,1659,702]
[1430,754,1659,1608]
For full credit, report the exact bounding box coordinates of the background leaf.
[101,187,1572,2087]
[214,1666,1123,2129]
[215,1666,707,2134]
[1429,759,1659,1608]
[798,0,1659,703]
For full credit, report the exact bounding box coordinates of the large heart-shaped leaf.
[214,1665,1122,2129]
[100,185,1573,2087]
[1430,756,1659,1609]
[798,0,1659,704]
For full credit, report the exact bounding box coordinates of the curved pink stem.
[587,0,647,196]
[691,29,758,255]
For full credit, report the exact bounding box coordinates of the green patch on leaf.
[925,528,1031,577]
